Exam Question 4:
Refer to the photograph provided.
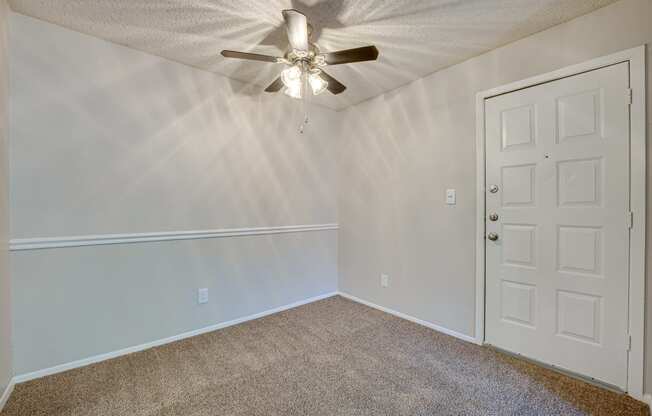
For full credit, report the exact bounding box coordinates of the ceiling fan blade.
[323,46,379,65]
[264,77,284,93]
[221,50,281,63]
[319,71,346,95]
[282,9,309,51]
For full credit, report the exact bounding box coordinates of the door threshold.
[485,344,625,395]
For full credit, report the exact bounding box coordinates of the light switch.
[446,189,456,205]
[198,288,209,304]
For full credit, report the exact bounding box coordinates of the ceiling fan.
[221,9,379,99]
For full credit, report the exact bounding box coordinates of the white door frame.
[474,46,646,399]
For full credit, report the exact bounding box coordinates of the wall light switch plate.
[380,274,389,288]
[446,189,456,205]
[198,288,209,304]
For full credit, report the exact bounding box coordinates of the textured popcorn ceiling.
[9,0,617,110]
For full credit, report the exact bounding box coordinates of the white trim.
[474,45,646,399]
[338,291,479,345]
[643,394,652,407]
[626,46,647,401]
[13,292,338,383]
[0,378,15,412]
[475,88,487,345]
[9,223,339,251]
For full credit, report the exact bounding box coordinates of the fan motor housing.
[284,44,325,70]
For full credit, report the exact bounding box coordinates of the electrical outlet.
[380,274,389,288]
[198,288,209,304]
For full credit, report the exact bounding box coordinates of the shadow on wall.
[337,70,477,334]
[9,12,341,376]
[10,13,337,238]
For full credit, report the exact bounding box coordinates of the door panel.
[485,62,630,389]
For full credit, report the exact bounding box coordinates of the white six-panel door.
[484,62,631,389]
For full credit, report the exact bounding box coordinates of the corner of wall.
[0,378,15,411]
[0,0,14,409]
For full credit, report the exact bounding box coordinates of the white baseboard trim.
[337,291,479,345]
[339,293,650,403]
[10,223,339,251]
[642,394,652,407]
[13,292,338,384]
[0,377,15,412]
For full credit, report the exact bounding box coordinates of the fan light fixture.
[221,9,380,100]
[309,72,327,95]
[281,65,302,88]
[280,65,328,99]
[281,65,303,98]
[283,82,303,99]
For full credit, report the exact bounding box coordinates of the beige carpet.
[2,296,648,416]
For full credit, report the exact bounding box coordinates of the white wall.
[9,13,339,375]
[0,0,12,401]
[338,0,652,394]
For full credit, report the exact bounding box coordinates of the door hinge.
[627,211,633,229]
[627,334,632,352]
[626,88,633,105]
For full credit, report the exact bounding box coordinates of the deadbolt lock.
[488,213,499,221]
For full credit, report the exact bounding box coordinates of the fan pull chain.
[299,72,310,134]
[299,113,308,134]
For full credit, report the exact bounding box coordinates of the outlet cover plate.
[380,274,389,288]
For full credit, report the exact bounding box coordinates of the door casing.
[474,46,646,399]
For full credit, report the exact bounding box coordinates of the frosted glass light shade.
[281,65,302,88]
[309,73,328,95]
[283,83,302,99]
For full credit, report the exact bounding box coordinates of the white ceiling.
[9,0,617,110]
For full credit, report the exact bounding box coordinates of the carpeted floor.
[2,295,648,416]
